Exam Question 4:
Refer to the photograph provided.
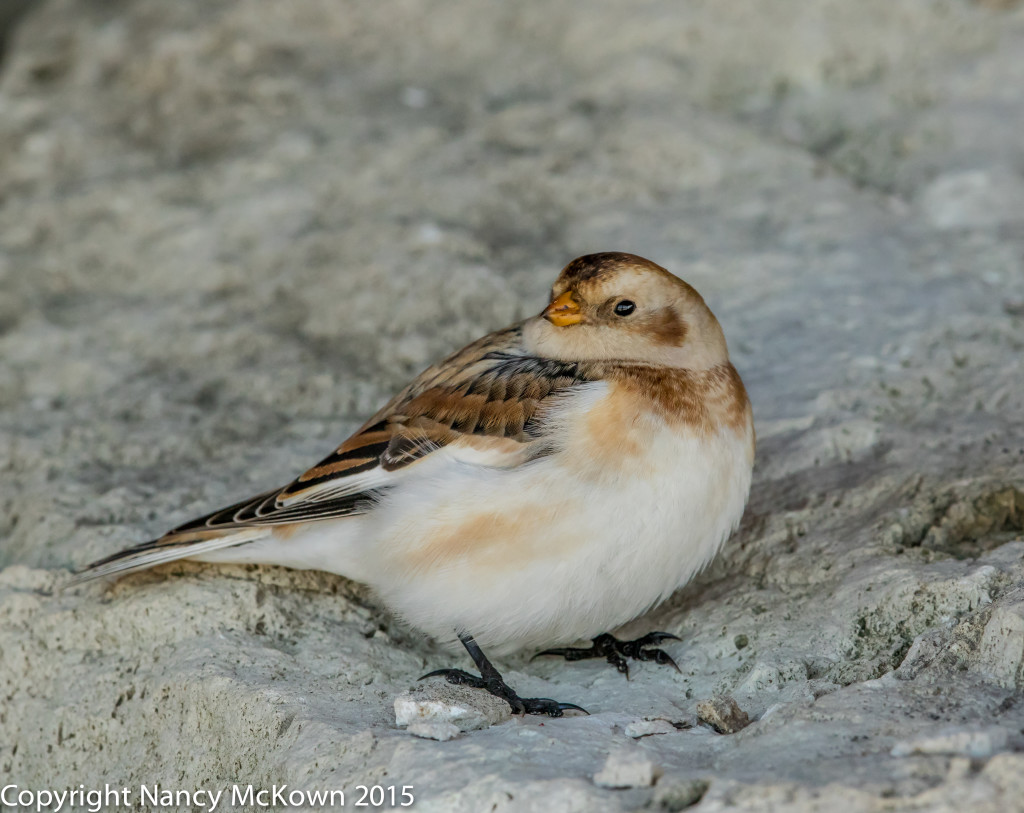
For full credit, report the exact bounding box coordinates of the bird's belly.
[367,420,753,654]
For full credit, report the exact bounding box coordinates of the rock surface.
[695,695,751,735]
[2,1,1024,810]
[593,749,663,789]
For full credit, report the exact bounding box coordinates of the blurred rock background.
[1,1,1023,810]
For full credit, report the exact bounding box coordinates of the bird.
[72,252,755,716]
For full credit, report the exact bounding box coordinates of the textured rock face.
[2,1,1024,810]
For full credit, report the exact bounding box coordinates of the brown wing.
[72,325,602,583]
[165,324,598,534]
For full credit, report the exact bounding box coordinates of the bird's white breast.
[359,382,754,654]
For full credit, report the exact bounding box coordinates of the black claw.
[636,648,681,673]
[532,630,682,679]
[615,657,630,680]
[531,647,589,662]
[420,634,588,717]
[418,668,484,686]
[636,632,681,645]
[520,698,590,717]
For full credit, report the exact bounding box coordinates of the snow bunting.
[74,252,755,715]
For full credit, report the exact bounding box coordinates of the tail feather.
[65,528,270,588]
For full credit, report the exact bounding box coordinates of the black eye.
[614,300,636,316]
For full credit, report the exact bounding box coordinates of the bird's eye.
[614,300,636,316]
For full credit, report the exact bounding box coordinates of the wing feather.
[74,324,603,581]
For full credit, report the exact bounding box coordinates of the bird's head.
[524,252,729,370]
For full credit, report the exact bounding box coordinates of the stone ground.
[2,1,1024,810]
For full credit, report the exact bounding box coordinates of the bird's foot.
[533,631,681,679]
[419,667,587,717]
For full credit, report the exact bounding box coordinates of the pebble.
[394,682,512,732]
[593,749,663,788]
[407,721,462,741]
[696,695,752,734]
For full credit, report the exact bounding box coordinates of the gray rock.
[917,169,1024,230]
[977,595,1024,689]
[891,727,1010,759]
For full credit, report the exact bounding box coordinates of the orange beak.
[543,291,583,327]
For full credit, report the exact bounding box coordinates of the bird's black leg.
[420,633,588,717]
[533,632,681,679]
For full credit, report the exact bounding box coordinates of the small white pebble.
[407,721,461,741]
[394,682,511,731]
[593,749,662,788]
